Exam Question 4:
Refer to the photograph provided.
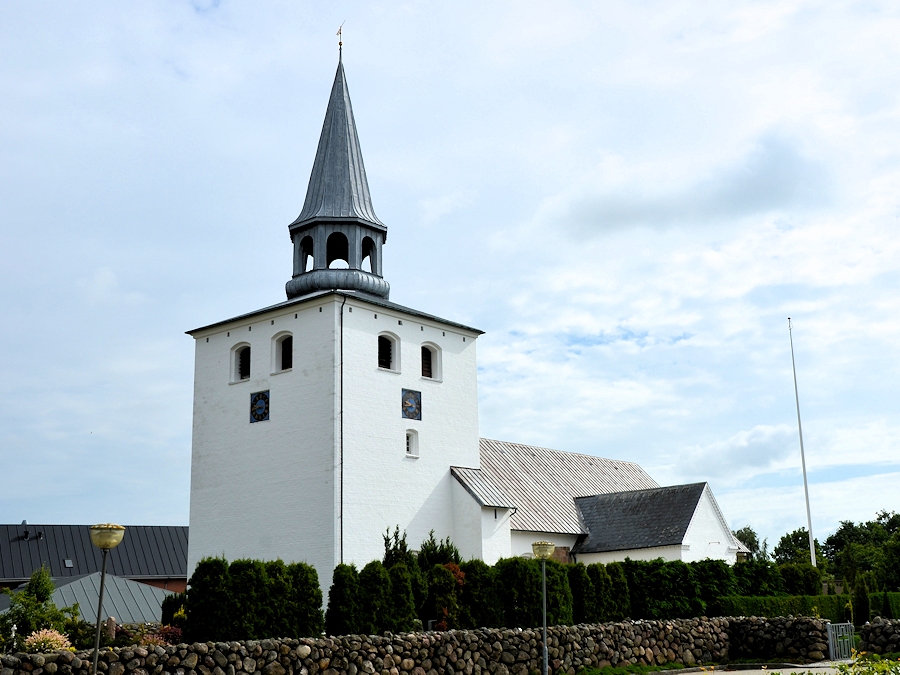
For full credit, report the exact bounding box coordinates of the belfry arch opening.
[361,236,376,274]
[300,236,314,273]
[327,232,349,269]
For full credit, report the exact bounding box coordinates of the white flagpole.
[788,317,816,567]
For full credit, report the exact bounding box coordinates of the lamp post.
[532,541,555,675]
[89,524,125,675]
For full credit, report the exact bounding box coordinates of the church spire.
[290,59,385,231]
[285,58,390,301]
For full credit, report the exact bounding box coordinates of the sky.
[2,1,899,552]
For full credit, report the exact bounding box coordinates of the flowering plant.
[23,628,71,652]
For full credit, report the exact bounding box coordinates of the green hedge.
[186,556,324,641]
[713,592,900,623]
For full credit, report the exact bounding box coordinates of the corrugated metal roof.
[450,467,515,508]
[291,59,385,232]
[478,439,659,535]
[0,525,188,584]
[571,483,707,554]
[0,573,172,624]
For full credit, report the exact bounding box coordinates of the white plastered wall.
[480,507,512,564]
[450,479,483,561]
[334,297,482,569]
[187,298,339,591]
[575,545,684,565]
[510,530,580,558]
[681,485,741,564]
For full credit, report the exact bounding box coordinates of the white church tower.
[186,57,487,591]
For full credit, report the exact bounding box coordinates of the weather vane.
[337,22,344,57]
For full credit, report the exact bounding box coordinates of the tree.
[228,559,268,639]
[416,530,461,574]
[428,564,461,630]
[773,528,824,568]
[882,531,900,592]
[325,563,360,636]
[494,557,542,628]
[733,527,766,561]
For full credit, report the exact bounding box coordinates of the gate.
[827,622,855,660]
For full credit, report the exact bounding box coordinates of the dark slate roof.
[0,525,188,584]
[0,573,172,624]
[186,289,483,336]
[291,58,385,232]
[450,467,515,509]
[571,483,707,554]
[479,439,659,535]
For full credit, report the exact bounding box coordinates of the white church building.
[186,58,746,593]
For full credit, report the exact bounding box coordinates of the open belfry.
[186,56,746,595]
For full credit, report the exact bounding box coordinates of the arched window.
[327,232,349,269]
[232,344,251,382]
[273,333,293,372]
[361,236,376,274]
[406,429,419,457]
[300,236,314,273]
[378,333,399,371]
[421,343,441,380]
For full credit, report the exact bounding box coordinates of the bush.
[854,578,871,626]
[185,556,231,642]
[605,562,631,620]
[0,565,79,652]
[779,562,822,596]
[388,563,419,633]
[494,557,542,628]
[358,561,392,635]
[458,559,501,629]
[429,563,461,630]
[286,562,325,637]
[228,559,268,639]
[24,628,70,652]
[567,563,596,624]
[733,558,782,596]
[545,560,574,626]
[325,564,360,636]
[161,592,186,628]
[586,563,612,622]
[622,559,701,620]
[690,559,736,611]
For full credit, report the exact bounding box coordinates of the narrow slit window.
[281,336,293,370]
[406,430,419,457]
[378,336,392,369]
[421,346,433,378]
[238,347,251,380]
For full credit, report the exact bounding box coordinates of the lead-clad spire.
[285,58,390,301]
[291,60,385,230]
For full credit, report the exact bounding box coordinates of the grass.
[577,662,686,675]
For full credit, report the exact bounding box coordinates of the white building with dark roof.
[186,56,746,595]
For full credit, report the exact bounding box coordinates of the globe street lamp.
[532,541,555,675]
[89,524,125,675]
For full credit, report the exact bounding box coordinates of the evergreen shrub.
[605,562,631,620]
[459,559,501,629]
[733,558,783,596]
[429,563,461,630]
[567,563,596,624]
[622,559,701,620]
[358,560,392,635]
[779,562,822,596]
[690,559,736,611]
[388,563,419,633]
[286,562,325,637]
[586,563,613,622]
[326,563,360,636]
[494,557,542,628]
[185,557,231,641]
[854,579,872,626]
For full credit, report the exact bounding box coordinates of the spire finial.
[337,23,344,60]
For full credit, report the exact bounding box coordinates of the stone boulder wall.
[859,617,900,654]
[727,616,830,662]
[0,616,831,675]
